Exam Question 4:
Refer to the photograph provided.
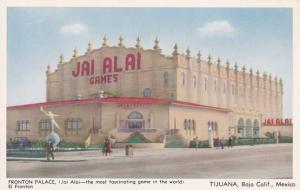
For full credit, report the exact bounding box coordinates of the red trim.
[7,97,231,112]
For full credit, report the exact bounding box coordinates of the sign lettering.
[71,52,141,85]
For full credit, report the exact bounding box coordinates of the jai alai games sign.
[262,118,293,126]
[71,52,141,85]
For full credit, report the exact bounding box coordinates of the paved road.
[7,144,292,178]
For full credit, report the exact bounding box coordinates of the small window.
[143,88,151,97]
[223,83,226,93]
[232,84,234,95]
[193,76,197,88]
[163,72,169,87]
[66,118,81,129]
[204,78,207,91]
[39,120,51,130]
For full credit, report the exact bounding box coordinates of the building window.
[232,84,234,95]
[223,83,226,93]
[143,88,151,97]
[204,78,207,91]
[193,75,197,88]
[182,72,185,86]
[16,120,30,131]
[66,118,81,129]
[39,119,51,131]
[163,72,169,87]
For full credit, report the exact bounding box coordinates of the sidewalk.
[7,143,291,162]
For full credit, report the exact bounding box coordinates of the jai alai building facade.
[7,36,286,147]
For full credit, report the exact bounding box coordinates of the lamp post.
[208,122,214,148]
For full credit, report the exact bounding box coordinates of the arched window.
[184,119,188,130]
[128,111,143,119]
[253,119,260,137]
[127,111,145,129]
[182,72,185,86]
[237,118,245,137]
[204,78,207,91]
[246,119,252,137]
[163,72,169,87]
[193,76,197,88]
[188,120,192,130]
[143,88,151,97]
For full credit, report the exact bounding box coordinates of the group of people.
[214,136,233,149]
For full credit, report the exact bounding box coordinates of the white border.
[1,1,299,190]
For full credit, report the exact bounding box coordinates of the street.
[7,144,292,178]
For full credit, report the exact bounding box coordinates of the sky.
[7,8,293,117]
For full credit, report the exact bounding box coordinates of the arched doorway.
[245,119,253,137]
[253,119,260,137]
[237,118,245,137]
[127,111,145,129]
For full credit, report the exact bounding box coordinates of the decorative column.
[242,65,246,109]
[234,64,238,108]
[197,51,202,104]
[46,65,51,101]
[207,55,212,105]
[186,47,191,102]
[269,74,273,118]
[58,54,64,101]
[118,35,125,47]
[279,78,283,118]
[256,70,260,112]
[226,60,230,108]
[102,35,108,47]
[249,68,253,109]
[208,122,214,148]
[263,72,268,117]
[217,57,221,107]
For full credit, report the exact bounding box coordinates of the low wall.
[113,143,165,148]
[261,126,293,137]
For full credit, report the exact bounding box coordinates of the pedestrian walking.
[46,142,55,160]
[104,138,112,156]
[228,136,233,148]
[194,137,199,150]
[220,137,225,150]
[215,137,220,149]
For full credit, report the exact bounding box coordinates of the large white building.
[7,36,284,147]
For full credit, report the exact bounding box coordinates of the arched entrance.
[127,111,145,129]
[245,119,253,137]
[253,119,260,137]
[237,118,245,137]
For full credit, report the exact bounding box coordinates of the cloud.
[197,20,235,37]
[60,23,87,35]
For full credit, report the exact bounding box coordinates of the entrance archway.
[127,111,145,129]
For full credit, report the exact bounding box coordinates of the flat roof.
[7,97,231,112]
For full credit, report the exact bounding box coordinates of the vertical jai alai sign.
[71,52,141,85]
